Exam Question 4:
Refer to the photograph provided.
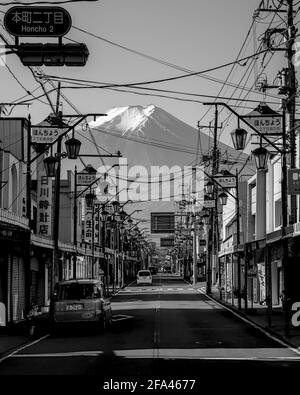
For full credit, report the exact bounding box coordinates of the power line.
[72,24,280,100]
[0,0,100,5]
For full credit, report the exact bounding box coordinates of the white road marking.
[8,347,300,361]
[0,334,50,365]
[113,348,300,360]
[12,351,103,358]
[112,314,134,322]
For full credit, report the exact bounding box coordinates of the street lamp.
[100,209,109,221]
[230,124,248,151]
[119,209,127,221]
[43,155,58,178]
[218,191,228,206]
[65,136,81,159]
[205,180,214,195]
[85,191,96,208]
[252,146,270,170]
[43,136,82,177]
[111,200,120,213]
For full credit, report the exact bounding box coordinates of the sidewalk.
[0,324,30,360]
[195,282,300,349]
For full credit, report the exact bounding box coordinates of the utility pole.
[235,169,242,310]
[52,84,62,290]
[286,0,297,224]
[25,114,32,314]
[73,166,78,279]
[212,105,220,293]
[192,214,197,286]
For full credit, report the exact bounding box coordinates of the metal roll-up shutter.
[12,256,25,322]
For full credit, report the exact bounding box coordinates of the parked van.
[50,279,112,331]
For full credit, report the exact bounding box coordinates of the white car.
[137,270,152,285]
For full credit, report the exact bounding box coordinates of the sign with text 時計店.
[37,160,52,237]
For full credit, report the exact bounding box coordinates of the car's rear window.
[56,283,98,300]
[138,271,151,276]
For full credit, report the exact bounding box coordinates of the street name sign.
[4,6,72,37]
[76,172,97,186]
[202,199,215,208]
[213,176,236,188]
[31,125,68,144]
[244,115,282,135]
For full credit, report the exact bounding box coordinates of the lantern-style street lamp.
[111,200,120,213]
[43,155,58,177]
[85,191,96,208]
[252,146,270,170]
[219,191,228,206]
[100,209,109,221]
[65,137,82,159]
[43,135,82,176]
[205,180,214,195]
[119,209,127,221]
[230,125,248,151]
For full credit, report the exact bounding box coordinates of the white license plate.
[66,304,83,311]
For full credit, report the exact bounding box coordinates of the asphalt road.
[0,274,299,393]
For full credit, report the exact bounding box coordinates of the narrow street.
[0,274,299,392]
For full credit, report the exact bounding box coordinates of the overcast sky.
[0,0,295,145]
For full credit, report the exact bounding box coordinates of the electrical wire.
[0,0,100,4]
[72,24,280,100]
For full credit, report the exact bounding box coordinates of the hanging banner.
[36,159,52,237]
[84,208,93,244]
[257,263,266,303]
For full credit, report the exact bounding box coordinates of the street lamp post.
[72,163,121,281]
[204,101,288,322]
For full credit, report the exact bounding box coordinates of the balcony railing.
[0,208,29,229]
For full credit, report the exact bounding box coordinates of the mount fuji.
[71,104,253,247]
[76,104,250,171]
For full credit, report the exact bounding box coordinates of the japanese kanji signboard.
[37,160,52,237]
[31,125,68,144]
[202,199,215,208]
[4,6,72,37]
[287,169,300,195]
[213,176,236,188]
[76,172,97,186]
[84,208,93,244]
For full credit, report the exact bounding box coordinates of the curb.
[197,286,300,350]
[0,338,30,361]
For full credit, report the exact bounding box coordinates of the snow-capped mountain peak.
[89,104,156,135]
